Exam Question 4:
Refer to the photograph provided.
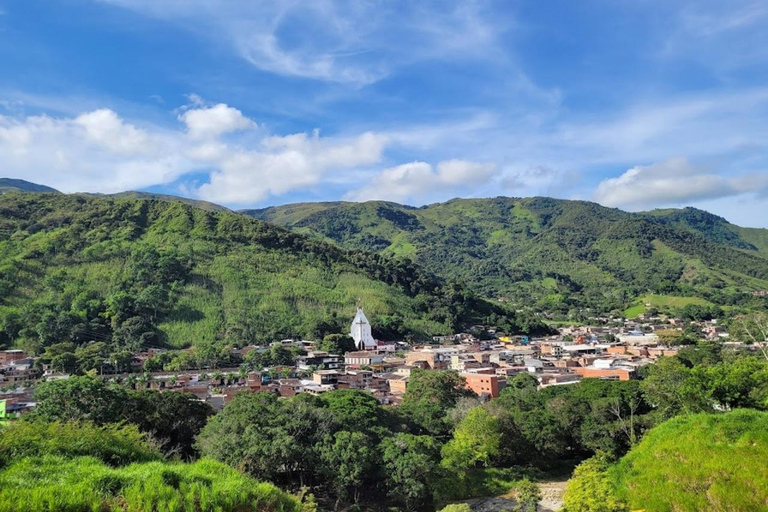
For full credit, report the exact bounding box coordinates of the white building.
[350,307,377,350]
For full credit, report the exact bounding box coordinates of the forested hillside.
[0,178,60,194]
[246,198,768,314]
[0,193,546,355]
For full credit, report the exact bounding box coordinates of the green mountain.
[0,178,228,212]
[92,191,230,213]
[0,178,60,194]
[0,193,546,354]
[244,197,768,314]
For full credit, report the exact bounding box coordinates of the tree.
[321,389,386,434]
[400,370,471,436]
[562,455,627,512]
[196,393,331,489]
[441,406,501,472]
[50,352,77,373]
[318,333,356,355]
[122,390,214,460]
[730,313,768,360]
[32,376,127,424]
[380,433,441,511]
[640,357,707,418]
[318,431,376,506]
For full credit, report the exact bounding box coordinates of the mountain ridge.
[244,197,768,314]
[0,193,549,354]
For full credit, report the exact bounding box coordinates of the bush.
[0,456,306,512]
[0,421,161,468]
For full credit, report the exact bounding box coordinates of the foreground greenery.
[247,198,768,314]
[0,193,550,367]
[6,344,768,511]
[0,421,308,512]
[563,410,768,512]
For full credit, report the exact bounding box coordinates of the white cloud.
[593,157,768,210]
[74,109,154,155]
[0,102,387,203]
[92,0,508,85]
[0,111,187,193]
[197,131,387,203]
[346,159,495,203]
[179,103,256,139]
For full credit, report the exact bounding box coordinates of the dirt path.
[537,479,567,512]
[460,479,567,512]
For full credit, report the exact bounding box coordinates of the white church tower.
[350,307,377,351]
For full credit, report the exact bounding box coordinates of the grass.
[624,294,715,318]
[609,410,768,512]
[0,456,304,512]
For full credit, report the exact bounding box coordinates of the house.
[277,379,303,397]
[344,351,383,368]
[297,351,342,370]
[312,370,340,386]
[337,370,373,390]
[462,373,506,399]
[572,359,635,381]
[0,350,25,365]
[386,374,408,394]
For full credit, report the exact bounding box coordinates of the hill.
[94,191,230,212]
[608,410,768,511]
[0,193,547,354]
[0,178,60,194]
[0,178,228,212]
[245,198,768,314]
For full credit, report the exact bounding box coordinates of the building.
[344,351,384,369]
[297,351,342,370]
[350,307,377,350]
[572,359,635,381]
[0,350,25,365]
[462,373,506,398]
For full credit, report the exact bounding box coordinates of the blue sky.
[1,0,768,226]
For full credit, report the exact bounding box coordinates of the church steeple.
[350,306,376,351]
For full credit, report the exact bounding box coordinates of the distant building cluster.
[0,307,761,416]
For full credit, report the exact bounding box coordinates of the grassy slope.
[0,194,518,349]
[609,410,768,512]
[244,198,768,311]
[623,294,715,318]
[0,456,304,512]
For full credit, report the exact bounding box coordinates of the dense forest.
[0,193,549,358]
[247,198,768,315]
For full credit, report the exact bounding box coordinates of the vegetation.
[0,421,307,512]
[247,198,768,315]
[0,193,550,362]
[32,376,214,459]
[564,410,768,512]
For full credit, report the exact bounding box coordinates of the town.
[0,305,742,420]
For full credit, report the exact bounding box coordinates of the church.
[350,307,377,351]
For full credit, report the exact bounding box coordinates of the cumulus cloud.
[197,131,387,203]
[346,159,495,203]
[179,103,256,139]
[0,111,184,193]
[0,101,387,203]
[593,157,768,210]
